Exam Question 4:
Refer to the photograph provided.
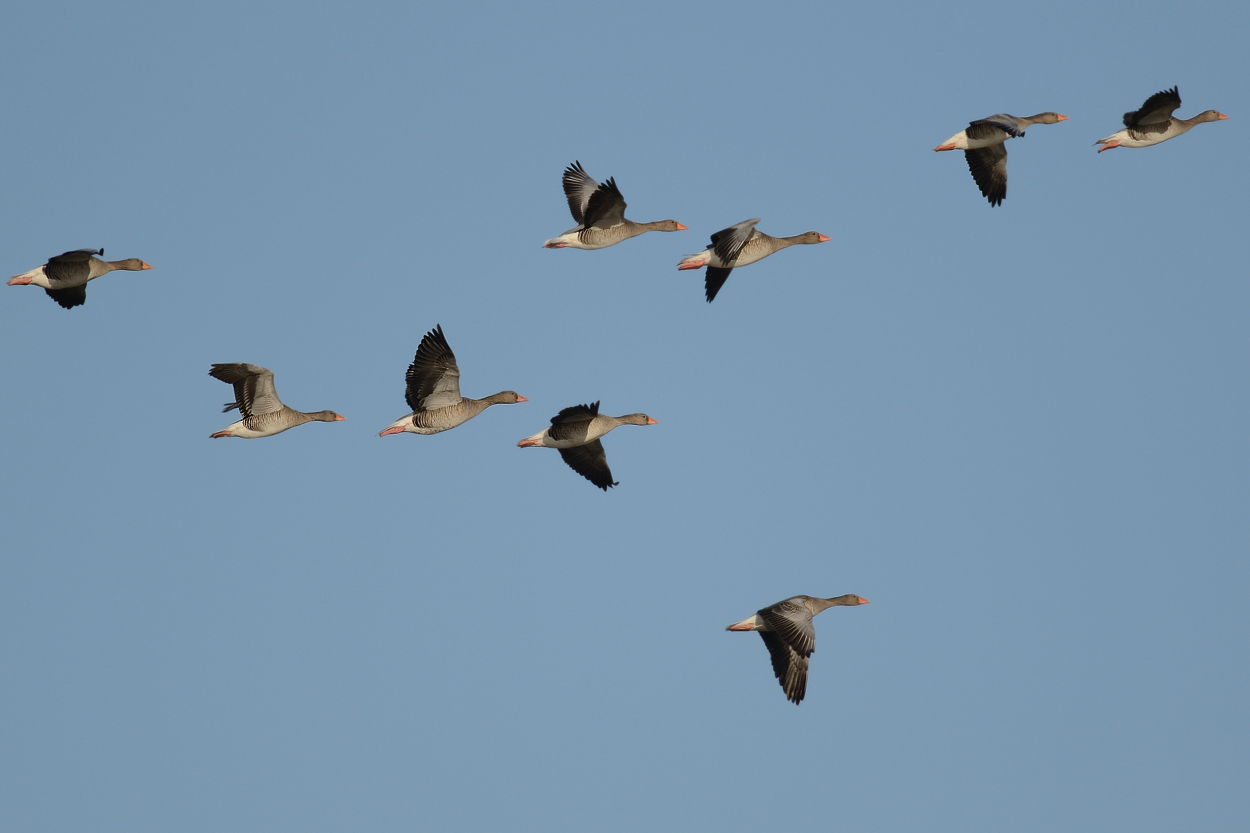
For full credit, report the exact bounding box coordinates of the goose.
[677,218,829,302]
[208,364,345,438]
[379,324,527,436]
[933,112,1068,206]
[1095,87,1227,152]
[8,248,153,309]
[727,594,869,704]
[517,401,657,490]
[543,161,687,249]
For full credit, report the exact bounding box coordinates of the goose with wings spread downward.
[8,248,153,309]
[517,401,657,490]
[379,324,527,436]
[542,161,687,249]
[933,111,1068,206]
[727,594,869,704]
[677,218,830,302]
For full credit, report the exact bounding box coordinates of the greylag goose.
[379,324,527,436]
[1095,87,1227,152]
[517,401,657,490]
[208,364,345,438]
[727,594,869,704]
[8,248,153,309]
[543,161,687,249]
[933,112,1068,206]
[677,218,829,302]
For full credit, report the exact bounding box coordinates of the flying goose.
[379,325,527,436]
[517,401,657,490]
[933,112,1068,206]
[208,364,345,438]
[8,248,153,309]
[727,594,869,704]
[1095,87,1227,152]
[543,161,687,249]
[677,218,829,302]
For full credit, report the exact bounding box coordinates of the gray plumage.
[379,325,525,436]
[517,401,657,490]
[687,219,829,302]
[727,594,867,704]
[543,161,686,249]
[208,363,344,438]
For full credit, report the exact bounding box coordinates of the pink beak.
[817,234,831,243]
[516,395,529,402]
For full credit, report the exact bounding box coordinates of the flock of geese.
[6,86,1227,703]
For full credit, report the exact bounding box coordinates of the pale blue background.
[2,1,1247,831]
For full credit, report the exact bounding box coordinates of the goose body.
[517,401,657,490]
[379,324,526,436]
[727,594,869,704]
[8,248,153,308]
[543,161,687,249]
[677,218,830,302]
[933,112,1068,206]
[208,364,345,438]
[1095,87,1227,152]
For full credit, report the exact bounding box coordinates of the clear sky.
[2,1,1247,831]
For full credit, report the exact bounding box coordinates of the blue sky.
[2,1,1247,831]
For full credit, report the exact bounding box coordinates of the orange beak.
[516,395,529,402]
[675,222,689,230]
[1056,114,1070,121]
[141,262,154,270]
[646,417,658,425]
[817,234,831,242]
[335,415,346,421]
[1218,113,1230,120]
[858,597,870,604]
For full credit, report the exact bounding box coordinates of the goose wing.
[209,363,284,417]
[580,177,628,230]
[757,597,817,704]
[758,631,809,704]
[1125,87,1181,129]
[562,161,600,224]
[558,440,617,490]
[710,218,761,266]
[44,248,101,284]
[968,114,1023,139]
[45,285,88,309]
[548,401,600,443]
[404,324,462,412]
[964,143,1008,206]
[704,267,734,303]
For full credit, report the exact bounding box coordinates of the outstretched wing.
[759,631,809,704]
[562,161,600,224]
[710,218,761,266]
[558,440,617,490]
[704,267,734,303]
[208,363,283,417]
[404,324,462,412]
[964,144,1008,207]
[580,177,628,230]
[1124,87,1181,129]
[45,286,88,309]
